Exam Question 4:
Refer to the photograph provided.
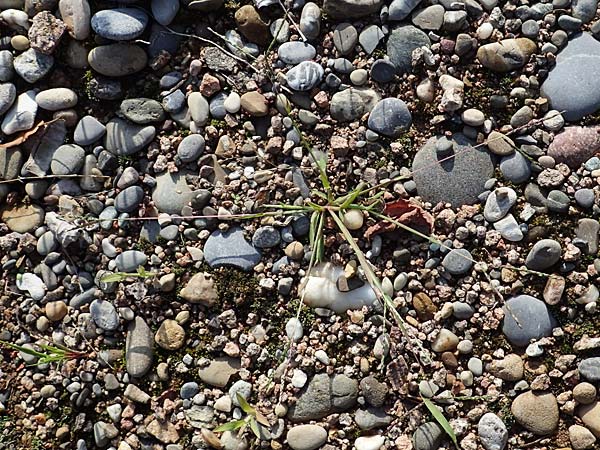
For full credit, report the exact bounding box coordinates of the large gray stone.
[367,98,412,137]
[541,33,600,121]
[204,227,261,272]
[13,48,54,83]
[412,134,494,207]
[125,316,154,378]
[91,8,148,41]
[502,295,556,346]
[152,171,195,215]
[104,118,155,156]
[88,43,147,77]
[323,0,382,19]
[387,25,430,74]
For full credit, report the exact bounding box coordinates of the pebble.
[367,98,412,137]
[484,187,517,222]
[287,424,327,450]
[499,151,531,184]
[548,126,600,169]
[442,249,473,275]
[478,413,508,450]
[88,44,147,77]
[152,0,179,25]
[387,25,430,74]
[240,91,268,116]
[91,8,148,41]
[50,144,85,176]
[1,89,37,135]
[286,61,324,91]
[115,250,147,272]
[13,48,54,83]
[114,186,144,213]
[35,88,78,111]
[104,118,156,156]
[477,38,537,72]
[413,422,444,450]
[204,227,261,271]
[333,23,358,55]
[431,328,459,352]
[178,134,205,162]
[569,425,596,450]
[125,316,154,378]
[90,299,119,331]
[0,83,16,116]
[278,42,316,64]
[1,203,45,233]
[355,436,385,450]
[59,0,92,40]
[511,391,559,435]
[573,382,597,404]
[120,98,165,124]
[525,239,562,271]
[502,295,556,346]
[359,25,385,55]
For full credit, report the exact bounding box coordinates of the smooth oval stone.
[333,23,358,55]
[114,185,144,213]
[502,295,556,346]
[442,249,473,275]
[120,98,165,124]
[1,89,37,135]
[13,48,54,83]
[1,203,45,233]
[387,25,430,74]
[151,0,179,26]
[209,92,228,119]
[0,50,14,82]
[499,151,531,184]
[178,134,205,162]
[371,59,396,83]
[74,115,106,145]
[51,144,85,175]
[126,316,154,378]
[88,44,147,77]
[104,118,156,156]
[278,42,316,64]
[188,92,209,126]
[204,227,261,271]
[0,82,16,116]
[152,171,194,215]
[90,299,119,331]
[525,239,561,271]
[35,88,78,111]
[91,8,149,41]
[368,98,412,137]
[286,61,324,91]
[115,250,148,272]
[59,0,92,40]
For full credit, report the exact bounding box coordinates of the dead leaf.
[0,119,57,151]
[365,199,434,239]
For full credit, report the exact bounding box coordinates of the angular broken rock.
[198,357,241,387]
[180,272,218,306]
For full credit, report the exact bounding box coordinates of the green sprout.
[0,341,88,366]
[100,266,156,283]
[214,393,270,439]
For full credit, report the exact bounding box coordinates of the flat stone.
[1,90,37,135]
[478,413,508,450]
[28,10,66,54]
[152,171,195,215]
[367,98,412,137]
[125,316,154,378]
[573,0,598,22]
[499,151,531,184]
[442,249,473,275]
[36,88,78,111]
[288,373,358,422]
[90,299,119,331]
[323,0,382,19]
[484,187,517,222]
[178,134,205,162]
[412,5,445,30]
[333,23,358,55]
[13,48,54,83]
[21,119,66,176]
[278,42,316,65]
[240,91,268,116]
[487,131,515,156]
[387,25,430,74]
[152,0,179,26]
[286,61,324,91]
[204,227,261,271]
[120,98,165,124]
[525,239,561,271]
[74,115,106,145]
[59,0,91,40]
[91,8,148,41]
[330,87,381,122]
[477,38,537,72]
[548,126,600,169]
[502,295,556,346]
[579,358,600,382]
[287,425,327,450]
[88,43,147,77]
[104,118,156,156]
[114,185,144,213]
[50,144,85,175]
[493,214,523,242]
[115,250,147,272]
[0,51,14,82]
[2,147,26,179]
[180,272,218,306]
[413,422,444,450]
[198,358,241,387]
[0,82,16,116]
[412,134,494,207]
[579,401,600,438]
[1,203,45,232]
[389,0,423,21]
[541,34,600,121]
[155,319,185,350]
[359,25,384,55]
[577,218,600,254]
[511,391,559,435]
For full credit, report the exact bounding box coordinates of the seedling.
[214,393,270,439]
[0,341,88,366]
[100,266,156,283]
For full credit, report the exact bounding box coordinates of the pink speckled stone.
[547,126,600,169]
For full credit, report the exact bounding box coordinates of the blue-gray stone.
[126,316,153,378]
[546,190,570,213]
[359,25,384,55]
[0,51,14,82]
[74,116,106,146]
[114,186,144,213]
[90,299,119,331]
[278,42,316,64]
[286,61,324,91]
[502,295,556,346]
[162,90,186,114]
[453,302,475,319]
[442,249,473,275]
[91,8,149,41]
[412,134,494,207]
[148,24,183,58]
[525,239,561,271]
[572,0,598,23]
[0,83,16,116]
[160,224,179,241]
[13,49,53,84]
[178,134,205,163]
[499,151,531,184]
[575,188,595,208]
[387,25,430,74]
[370,59,396,83]
[152,0,179,26]
[152,171,195,215]
[389,0,423,21]
[205,227,261,271]
[579,357,600,381]
[209,92,228,119]
[413,422,444,450]
[51,144,85,176]
[115,250,148,272]
[160,71,183,89]
[252,226,281,248]
[104,118,155,156]
[368,98,412,137]
[541,33,600,121]
[180,382,200,399]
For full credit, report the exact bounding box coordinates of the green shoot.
[214,393,269,439]
[100,266,156,283]
[422,397,459,449]
[0,341,88,366]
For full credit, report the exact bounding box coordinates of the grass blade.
[100,273,127,283]
[422,397,458,449]
[214,419,247,432]
[249,417,261,439]
[236,393,255,415]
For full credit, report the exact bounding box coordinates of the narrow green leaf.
[422,397,458,449]
[100,273,126,283]
[309,210,319,248]
[236,393,255,415]
[0,341,46,358]
[249,417,261,439]
[255,410,270,427]
[214,419,247,432]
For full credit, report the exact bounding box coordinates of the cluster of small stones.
[3,0,600,449]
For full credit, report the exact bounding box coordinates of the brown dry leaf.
[365,199,434,239]
[0,120,55,150]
